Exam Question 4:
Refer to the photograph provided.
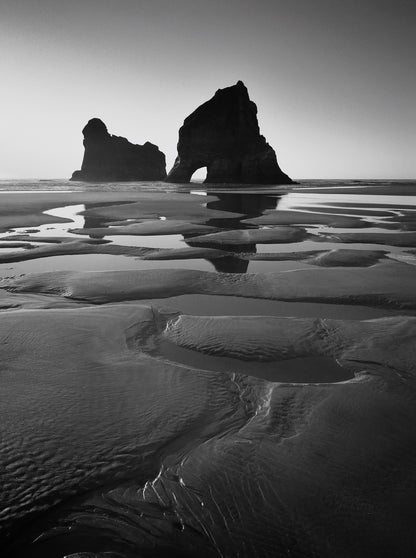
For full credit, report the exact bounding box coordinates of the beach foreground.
[1,180,416,557]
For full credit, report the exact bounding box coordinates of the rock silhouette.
[166,81,293,184]
[71,118,166,182]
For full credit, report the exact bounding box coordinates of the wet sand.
[1,179,416,557]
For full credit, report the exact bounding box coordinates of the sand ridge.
[3,261,416,308]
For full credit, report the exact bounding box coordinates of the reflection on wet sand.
[1,187,413,275]
[1,180,416,558]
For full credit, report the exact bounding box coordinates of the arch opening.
[190,166,207,183]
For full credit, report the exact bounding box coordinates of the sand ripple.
[0,302,415,556]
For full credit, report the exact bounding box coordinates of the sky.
[0,0,415,179]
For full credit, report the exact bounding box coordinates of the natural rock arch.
[166,81,293,185]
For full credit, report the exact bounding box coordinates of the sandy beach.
[1,179,416,557]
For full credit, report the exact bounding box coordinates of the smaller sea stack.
[166,81,293,184]
[71,118,166,182]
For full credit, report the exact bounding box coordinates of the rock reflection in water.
[184,193,280,271]
[205,192,279,225]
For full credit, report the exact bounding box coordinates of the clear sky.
[1,0,415,179]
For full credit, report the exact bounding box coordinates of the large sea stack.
[71,118,166,182]
[166,81,293,184]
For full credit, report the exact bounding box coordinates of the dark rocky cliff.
[166,81,293,184]
[71,118,166,182]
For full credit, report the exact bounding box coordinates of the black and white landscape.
[1,1,416,557]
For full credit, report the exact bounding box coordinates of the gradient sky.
[1,0,415,179]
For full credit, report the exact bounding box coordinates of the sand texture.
[4,261,416,307]
[1,304,416,557]
[0,181,416,557]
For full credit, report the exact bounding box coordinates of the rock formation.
[71,118,166,182]
[166,81,293,184]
